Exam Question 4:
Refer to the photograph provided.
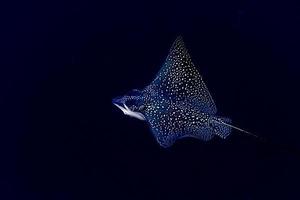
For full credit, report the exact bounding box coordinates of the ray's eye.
[139,105,145,111]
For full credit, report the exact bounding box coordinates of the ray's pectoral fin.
[146,114,217,148]
[148,126,177,148]
[148,123,215,148]
[182,125,215,142]
[149,36,218,115]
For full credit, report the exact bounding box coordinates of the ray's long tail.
[217,120,258,138]
[211,118,259,139]
[212,118,300,157]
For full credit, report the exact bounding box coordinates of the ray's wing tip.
[158,141,174,148]
[168,35,187,54]
[176,35,183,40]
[175,35,184,44]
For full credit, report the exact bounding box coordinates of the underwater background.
[1,0,300,199]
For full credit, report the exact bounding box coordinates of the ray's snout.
[112,95,127,114]
[112,95,146,121]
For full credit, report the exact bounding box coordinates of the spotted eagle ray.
[112,36,257,148]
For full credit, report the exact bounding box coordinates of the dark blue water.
[1,0,300,199]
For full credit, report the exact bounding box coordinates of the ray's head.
[112,89,146,120]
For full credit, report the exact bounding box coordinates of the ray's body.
[113,36,255,147]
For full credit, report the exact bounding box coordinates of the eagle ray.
[112,36,257,148]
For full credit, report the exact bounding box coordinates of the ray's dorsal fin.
[150,36,217,114]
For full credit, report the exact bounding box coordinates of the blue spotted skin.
[113,36,231,147]
[150,36,217,115]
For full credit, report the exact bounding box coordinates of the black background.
[1,0,300,199]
